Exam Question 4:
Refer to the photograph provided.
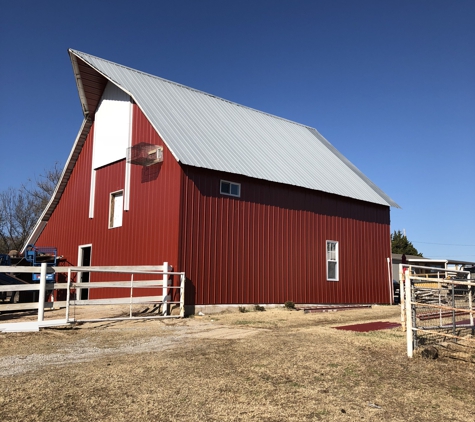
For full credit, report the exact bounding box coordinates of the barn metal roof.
[68,49,398,208]
[68,49,398,207]
[69,49,398,208]
[71,55,401,210]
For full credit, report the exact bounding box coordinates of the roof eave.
[69,50,89,118]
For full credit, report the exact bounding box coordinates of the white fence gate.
[0,263,185,332]
[401,264,474,359]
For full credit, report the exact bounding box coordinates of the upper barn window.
[109,191,124,228]
[220,180,240,197]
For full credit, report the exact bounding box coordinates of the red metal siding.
[180,167,392,305]
[36,105,182,299]
[36,103,392,306]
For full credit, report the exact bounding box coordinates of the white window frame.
[326,240,339,281]
[77,244,92,300]
[109,190,124,229]
[220,180,241,197]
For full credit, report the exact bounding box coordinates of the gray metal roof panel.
[70,49,399,208]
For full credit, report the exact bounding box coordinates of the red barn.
[27,49,399,311]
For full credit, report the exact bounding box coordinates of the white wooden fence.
[0,263,185,332]
[401,264,474,358]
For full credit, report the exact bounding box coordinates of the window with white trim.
[326,241,339,281]
[109,191,124,228]
[220,180,240,197]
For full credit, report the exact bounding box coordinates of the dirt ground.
[0,305,474,421]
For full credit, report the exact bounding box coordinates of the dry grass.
[1,305,474,421]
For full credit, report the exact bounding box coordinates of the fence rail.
[402,264,474,359]
[0,263,185,332]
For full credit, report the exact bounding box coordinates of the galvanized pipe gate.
[401,264,474,358]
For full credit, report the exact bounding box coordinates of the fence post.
[400,264,406,332]
[180,273,185,318]
[162,262,168,316]
[38,263,47,323]
[469,277,474,335]
[387,257,392,304]
[65,268,71,322]
[129,274,134,318]
[451,281,456,337]
[405,267,414,358]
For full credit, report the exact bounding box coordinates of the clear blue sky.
[1,0,474,261]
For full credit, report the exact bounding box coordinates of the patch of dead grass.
[1,306,474,421]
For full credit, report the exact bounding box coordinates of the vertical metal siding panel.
[216,194,222,301]
[277,205,284,302]
[268,200,276,303]
[260,201,266,304]
[239,200,246,303]
[348,216,357,303]
[263,201,270,303]
[305,208,312,302]
[220,193,227,303]
[230,198,237,303]
[248,201,256,303]
[269,203,276,303]
[284,207,291,301]
[237,199,243,303]
[298,205,306,302]
[291,203,299,302]
[236,199,243,302]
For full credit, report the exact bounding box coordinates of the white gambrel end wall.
[92,81,132,169]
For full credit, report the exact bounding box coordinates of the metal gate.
[402,264,474,359]
[0,263,185,332]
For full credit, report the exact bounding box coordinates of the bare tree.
[0,188,39,253]
[0,163,61,254]
[22,162,62,213]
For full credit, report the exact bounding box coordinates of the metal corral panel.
[69,49,398,208]
[180,167,392,305]
[36,106,182,300]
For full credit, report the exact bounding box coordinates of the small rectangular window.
[109,191,124,228]
[326,241,339,281]
[220,180,240,197]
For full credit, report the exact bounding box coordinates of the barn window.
[220,180,240,197]
[326,241,339,281]
[109,191,124,228]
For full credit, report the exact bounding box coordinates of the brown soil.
[1,305,474,421]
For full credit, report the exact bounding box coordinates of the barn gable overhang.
[71,54,109,119]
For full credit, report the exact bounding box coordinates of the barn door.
[78,245,92,300]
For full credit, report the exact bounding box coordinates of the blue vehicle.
[0,253,29,303]
[24,245,57,282]
[0,254,11,267]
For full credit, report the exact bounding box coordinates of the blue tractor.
[1,246,57,305]
[24,245,57,282]
[0,253,29,303]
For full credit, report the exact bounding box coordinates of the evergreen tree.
[391,230,423,256]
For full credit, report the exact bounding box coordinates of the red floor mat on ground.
[441,319,472,328]
[334,321,401,332]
